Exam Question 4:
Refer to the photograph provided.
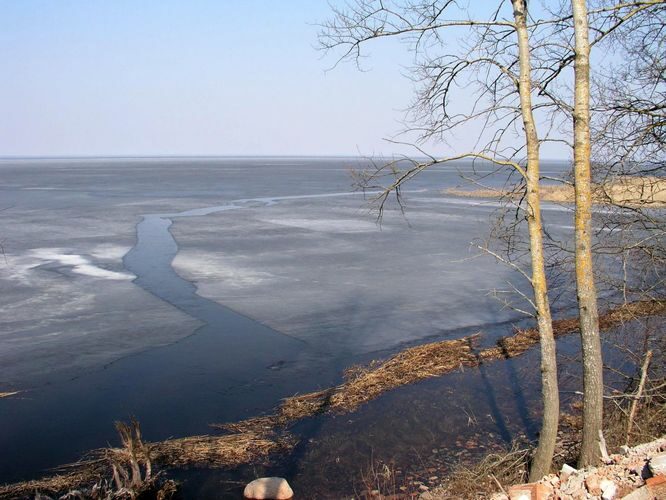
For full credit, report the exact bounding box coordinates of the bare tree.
[508,0,666,467]
[511,0,560,480]
[571,0,605,467]
[320,0,560,479]
[321,0,666,475]
[555,0,666,466]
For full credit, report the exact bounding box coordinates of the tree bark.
[571,0,604,468]
[511,0,560,481]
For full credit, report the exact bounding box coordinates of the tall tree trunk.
[511,0,560,481]
[571,0,604,468]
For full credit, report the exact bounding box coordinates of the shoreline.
[2,300,664,499]
[445,175,666,208]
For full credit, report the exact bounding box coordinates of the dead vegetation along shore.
[221,299,666,435]
[2,299,664,498]
[445,175,666,208]
[0,430,296,499]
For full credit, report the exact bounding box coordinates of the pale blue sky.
[0,1,567,158]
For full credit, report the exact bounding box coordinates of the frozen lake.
[0,157,575,485]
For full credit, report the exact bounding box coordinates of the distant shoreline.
[446,175,666,208]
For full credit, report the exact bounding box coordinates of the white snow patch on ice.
[260,218,379,233]
[173,252,276,287]
[27,249,134,280]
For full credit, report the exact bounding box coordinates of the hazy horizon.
[1,1,569,160]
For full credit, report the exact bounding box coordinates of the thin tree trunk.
[571,0,604,468]
[511,0,559,481]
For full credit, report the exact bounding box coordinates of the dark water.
[1,157,641,497]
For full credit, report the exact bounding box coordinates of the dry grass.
[130,431,296,469]
[333,335,479,412]
[282,334,480,416]
[429,443,531,499]
[0,468,106,499]
[445,176,666,208]
[482,299,666,360]
[3,299,664,498]
[216,335,482,435]
[218,300,666,436]
[604,388,666,451]
[425,371,665,500]
[0,427,295,499]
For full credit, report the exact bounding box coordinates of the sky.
[0,1,568,158]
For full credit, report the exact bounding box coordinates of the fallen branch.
[626,350,653,445]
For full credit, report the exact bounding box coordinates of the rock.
[645,475,666,497]
[419,484,429,492]
[620,485,652,500]
[586,473,602,496]
[600,478,618,500]
[538,480,554,498]
[489,494,509,500]
[508,482,549,500]
[561,463,578,482]
[648,453,666,476]
[243,477,293,500]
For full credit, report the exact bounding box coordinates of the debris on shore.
[488,437,666,500]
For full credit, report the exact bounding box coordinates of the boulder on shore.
[244,477,294,500]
